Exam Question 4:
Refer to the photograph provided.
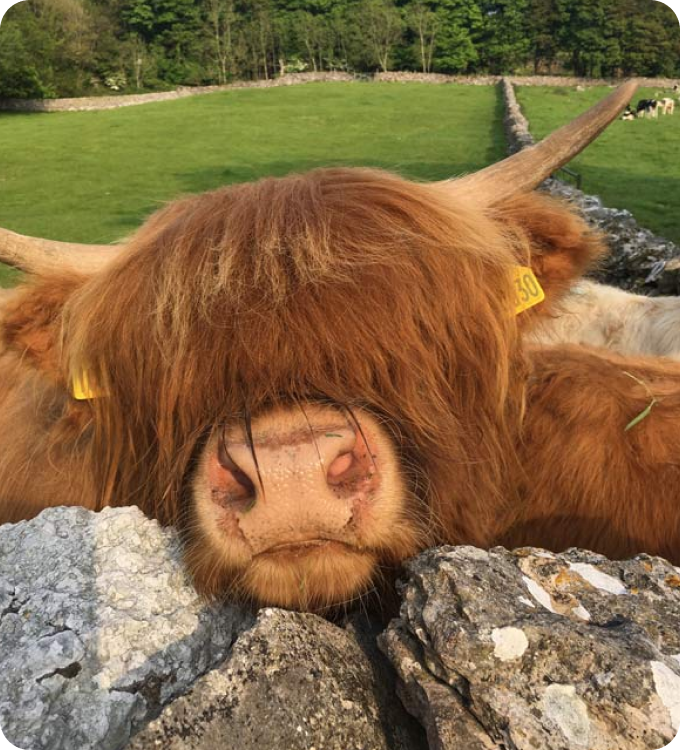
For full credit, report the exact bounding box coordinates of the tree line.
[0,0,678,99]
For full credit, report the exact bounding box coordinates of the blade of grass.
[622,371,659,432]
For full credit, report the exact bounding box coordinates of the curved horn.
[0,227,120,275]
[440,79,638,204]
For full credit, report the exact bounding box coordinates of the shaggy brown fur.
[506,344,680,562]
[0,278,95,520]
[4,167,671,609]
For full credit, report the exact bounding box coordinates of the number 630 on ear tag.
[513,266,545,315]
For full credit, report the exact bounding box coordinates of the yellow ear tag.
[513,266,545,315]
[71,371,106,401]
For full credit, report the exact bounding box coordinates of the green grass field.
[516,85,680,245]
[0,82,505,287]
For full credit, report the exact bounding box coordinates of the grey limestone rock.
[0,507,424,750]
[5,505,680,750]
[127,607,426,750]
[0,506,253,750]
[380,546,680,750]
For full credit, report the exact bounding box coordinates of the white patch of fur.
[528,280,680,359]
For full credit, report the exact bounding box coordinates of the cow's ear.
[492,192,606,324]
[1,275,85,382]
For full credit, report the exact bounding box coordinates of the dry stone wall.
[2,71,677,113]
[375,72,678,88]
[0,72,355,112]
[3,507,680,750]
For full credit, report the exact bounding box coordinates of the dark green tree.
[0,0,677,97]
[527,0,563,73]
[477,0,531,74]
[0,11,55,97]
[556,0,608,76]
[357,0,403,71]
[432,0,480,73]
[617,0,680,77]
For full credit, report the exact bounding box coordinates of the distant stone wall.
[501,77,680,294]
[0,72,356,113]
[375,71,678,88]
[2,71,677,113]
[374,72,501,85]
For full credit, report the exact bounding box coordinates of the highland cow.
[3,81,679,613]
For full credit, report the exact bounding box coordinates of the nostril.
[327,452,354,482]
[323,426,378,493]
[217,439,257,512]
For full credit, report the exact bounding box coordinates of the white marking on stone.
[523,576,556,613]
[568,563,627,596]
[492,627,529,661]
[519,596,536,608]
[542,684,591,747]
[572,604,591,621]
[651,661,680,731]
[672,654,680,667]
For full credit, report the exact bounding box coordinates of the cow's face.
[189,403,419,610]
[1,171,606,613]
